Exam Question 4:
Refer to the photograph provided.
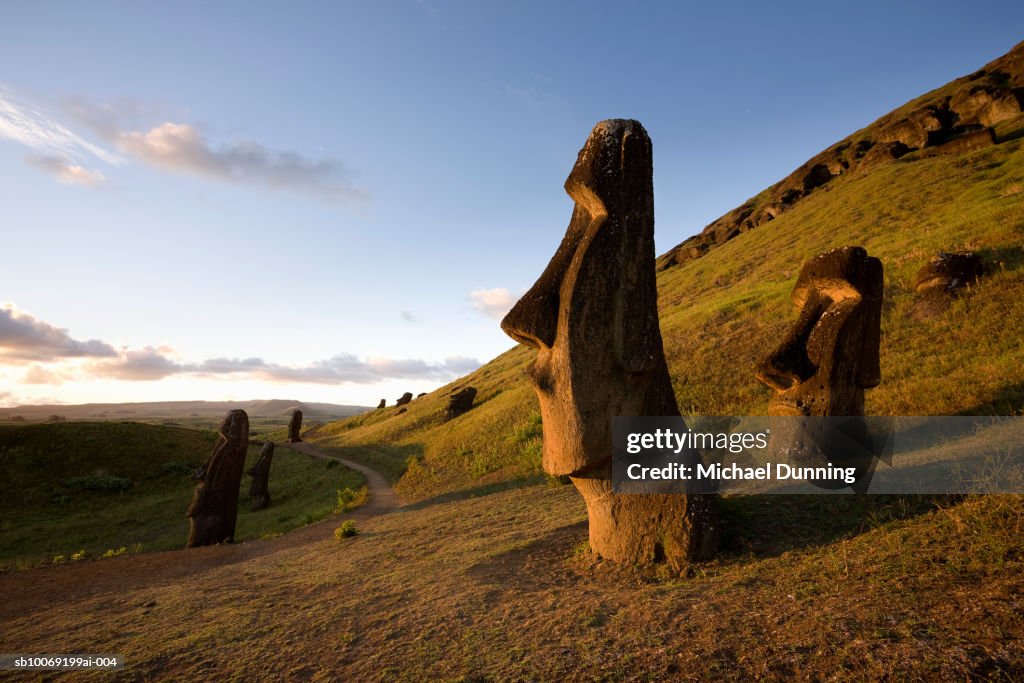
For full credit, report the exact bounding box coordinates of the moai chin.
[501,119,718,569]
[287,409,303,443]
[186,409,249,547]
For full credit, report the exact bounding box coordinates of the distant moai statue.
[287,410,303,443]
[501,119,719,570]
[186,409,249,547]
[444,387,477,421]
[376,399,386,409]
[755,246,884,483]
[248,441,275,511]
[395,392,413,407]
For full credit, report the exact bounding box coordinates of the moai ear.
[613,127,660,374]
[857,256,883,388]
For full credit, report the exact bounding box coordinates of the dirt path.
[0,442,399,622]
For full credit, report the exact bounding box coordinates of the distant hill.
[0,399,370,423]
[311,39,1024,503]
[657,40,1024,270]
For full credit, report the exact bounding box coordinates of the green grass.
[312,136,1024,502]
[0,422,366,570]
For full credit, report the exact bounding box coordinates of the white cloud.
[25,154,105,186]
[0,303,118,362]
[469,287,521,319]
[0,88,121,165]
[21,365,66,385]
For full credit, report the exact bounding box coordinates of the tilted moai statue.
[395,392,413,407]
[248,441,275,511]
[287,409,303,443]
[755,247,883,478]
[444,386,477,421]
[376,399,386,409]
[501,119,719,569]
[910,251,983,320]
[186,409,249,547]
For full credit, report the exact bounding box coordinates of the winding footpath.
[0,442,400,623]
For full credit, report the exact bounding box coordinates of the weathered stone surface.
[376,399,386,409]
[756,246,883,417]
[186,409,249,547]
[417,392,427,398]
[878,118,929,149]
[287,410,303,443]
[397,407,407,415]
[910,251,984,320]
[950,85,1021,127]
[396,392,413,407]
[444,386,477,421]
[248,441,274,511]
[502,119,718,569]
[936,128,997,155]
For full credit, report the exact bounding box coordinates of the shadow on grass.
[401,475,551,512]
[956,381,1024,416]
[718,494,953,560]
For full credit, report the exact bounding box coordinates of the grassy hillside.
[312,119,1024,502]
[0,422,366,570]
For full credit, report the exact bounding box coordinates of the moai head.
[755,246,883,417]
[501,119,679,477]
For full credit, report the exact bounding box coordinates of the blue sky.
[1,1,1022,407]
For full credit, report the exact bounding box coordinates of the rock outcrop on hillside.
[657,41,1024,271]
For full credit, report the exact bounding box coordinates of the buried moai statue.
[755,246,883,418]
[248,441,275,511]
[186,409,249,547]
[909,251,983,321]
[755,247,884,482]
[396,392,413,407]
[376,398,386,409]
[444,386,477,421]
[287,410,303,443]
[501,119,719,569]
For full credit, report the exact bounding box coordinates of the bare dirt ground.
[0,450,1021,681]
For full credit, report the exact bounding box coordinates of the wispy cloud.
[1,87,366,202]
[400,310,419,323]
[1,303,478,385]
[0,88,118,186]
[469,287,521,319]
[0,303,118,362]
[66,94,366,203]
[25,154,106,186]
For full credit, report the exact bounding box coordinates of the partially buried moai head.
[755,246,883,417]
[500,119,679,477]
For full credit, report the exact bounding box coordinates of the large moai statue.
[376,399,386,409]
[248,441,275,511]
[395,392,413,407]
[501,119,718,569]
[444,386,477,421]
[287,409,303,443]
[186,409,249,547]
[755,247,883,479]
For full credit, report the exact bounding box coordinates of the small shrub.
[70,549,88,561]
[335,520,359,539]
[64,473,132,493]
[51,555,66,564]
[101,547,128,559]
[334,487,366,513]
[160,461,194,477]
[325,459,339,469]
